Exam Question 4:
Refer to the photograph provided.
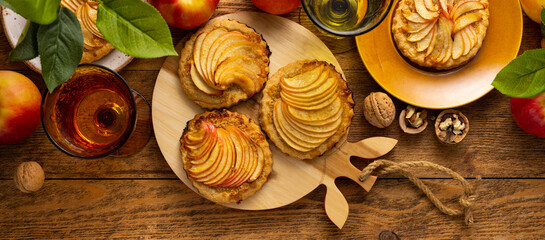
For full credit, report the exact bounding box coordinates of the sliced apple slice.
[286,97,342,123]
[452,1,484,20]
[403,10,428,23]
[204,32,248,83]
[438,16,453,63]
[217,126,247,187]
[407,19,437,42]
[417,24,435,52]
[280,64,324,89]
[453,12,481,33]
[276,102,331,146]
[414,0,440,20]
[248,146,264,182]
[226,134,256,187]
[192,32,208,85]
[424,0,438,12]
[428,20,445,63]
[284,102,342,132]
[451,31,464,59]
[199,28,228,84]
[438,0,449,13]
[281,71,336,100]
[426,24,438,56]
[273,102,319,152]
[215,66,259,94]
[204,129,236,186]
[467,24,477,48]
[460,28,471,55]
[188,138,222,179]
[281,89,338,111]
[408,21,433,33]
[190,63,222,95]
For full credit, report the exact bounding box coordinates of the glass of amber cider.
[42,64,152,158]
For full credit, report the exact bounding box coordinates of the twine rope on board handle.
[358,160,480,225]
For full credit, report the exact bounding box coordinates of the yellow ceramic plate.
[355,0,522,109]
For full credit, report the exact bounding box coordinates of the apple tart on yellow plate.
[392,0,489,70]
[180,110,273,203]
[260,60,354,160]
[178,19,270,109]
[61,0,115,64]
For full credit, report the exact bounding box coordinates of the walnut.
[363,92,396,128]
[435,109,469,144]
[399,105,427,134]
[14,161,45,193]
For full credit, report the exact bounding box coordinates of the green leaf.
[492,49,545,98]
[97,0,177,58]
[8,21,40,62]
[0,0,14,10]
[38,7,83,92]
[2,0,60,25]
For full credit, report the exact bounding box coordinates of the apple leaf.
[38,7,83,92]
[1,0,60,25]
[8,21,40,62]
[492,49,545,98]
[96,0,177,58]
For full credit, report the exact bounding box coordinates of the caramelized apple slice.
[403,10,428,23]
[188,138,222,179]
[204,129,236,186]
[280,64,324,89]
[414,0,439,20]
[452,1,484,20]
[217,126,248,187]
[199,28,228,82]
[281,88,338,111]
[248,146,264,182]
[417,24,435,52]
[428,21,445,63]
[439,0,449,13]
[205,32,249,82]
[426,25,438,56]
[190,63,222,95]
[407,19,436,42]
[273,102,317,152]
[438,16,453,63]
[284,102,342,132]
[453,12,481,33]
[408,21,434,33]
[276,102,331,146]
[226,134,257,187]
[216,66,259,94]
[286,97,342,122]
[452,31,464,59]
[460,28,472,55]
[424,0,438,12]
[192,32,209,85]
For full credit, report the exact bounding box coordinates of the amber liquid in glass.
[313,0,367,31]
[44,66,135,157]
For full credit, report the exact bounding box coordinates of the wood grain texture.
[0,1,544,238]
[1,179,544,239]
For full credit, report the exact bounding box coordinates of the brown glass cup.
[42,64,152,159]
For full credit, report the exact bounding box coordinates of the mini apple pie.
[180,109,273,203]
[260,60,354,160]
[178,19,270,109]
[392,0,489,70]
[61,0,115,64]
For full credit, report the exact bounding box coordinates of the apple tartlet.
[61,0,115,64]
[260,60,354,160]
[178,19,270,109]
[180,109,273,203]
[392,0,489,70]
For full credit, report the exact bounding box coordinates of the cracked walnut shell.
[14,161,45,193]
[363,92,396,128]
[435,109,469,144]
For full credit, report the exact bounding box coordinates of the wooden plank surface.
[1,0,545,238]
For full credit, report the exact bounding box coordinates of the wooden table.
[1,1,544,239]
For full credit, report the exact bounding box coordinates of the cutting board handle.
[322,136,397,229]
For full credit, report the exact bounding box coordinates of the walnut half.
[435,109,469,144]
[399,105,427,134]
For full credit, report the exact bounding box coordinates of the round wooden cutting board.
[152,12,397,229]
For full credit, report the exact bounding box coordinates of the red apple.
[0,71,42,144]
[151,0,219,29]
[510,92,545,137]
[251,0,301,15]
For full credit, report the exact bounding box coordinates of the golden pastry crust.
[178,19,270,109]
[180,109,273,203]
[61,0,114,64]
[259,60,354,160]
[392,0,489,70]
